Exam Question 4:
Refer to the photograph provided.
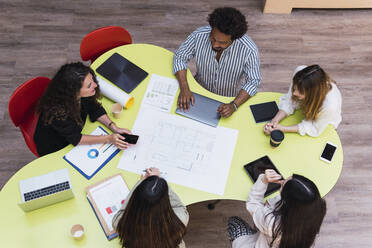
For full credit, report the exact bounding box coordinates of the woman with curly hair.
[264,65,342,137]
[227,169,326,248]
[34,62,131,156]
[112,167,189,248]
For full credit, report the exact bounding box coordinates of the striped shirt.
[173,26,261,97]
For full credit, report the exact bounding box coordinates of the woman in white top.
[264,65,342,137]
[227,169,326,248]
[112,168,189,248]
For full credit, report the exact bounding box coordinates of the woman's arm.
[264,110,288,135]
[97,114,132,135]
[246,170,282,236]
[78,133,128,150]
[275,123,299,133]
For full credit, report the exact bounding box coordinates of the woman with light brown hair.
[264,65,342,137]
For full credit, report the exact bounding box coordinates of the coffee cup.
[70,224,85,241]
[111,103,123,119]
[270,130,284,148]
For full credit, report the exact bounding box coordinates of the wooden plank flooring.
[1,1,372,247]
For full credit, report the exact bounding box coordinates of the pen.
[102,143,113,153]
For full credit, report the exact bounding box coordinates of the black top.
[34,97,106,156]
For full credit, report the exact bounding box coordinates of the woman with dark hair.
[228,169,326,248]
[113,167,189,248]
[264,65,342,137]
[34,62,132,156]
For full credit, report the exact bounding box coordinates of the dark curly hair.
[208,7,248,40]
[36,62,101,126]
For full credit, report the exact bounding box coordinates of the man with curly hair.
[173,7,261,118]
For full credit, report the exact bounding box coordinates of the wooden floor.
[1,0,372,247]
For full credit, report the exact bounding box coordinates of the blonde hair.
[292,65,333,120]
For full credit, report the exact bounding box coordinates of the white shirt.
[232,174,280,248]
[278,66,342,137]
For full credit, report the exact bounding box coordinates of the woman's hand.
[261,169,283,184]
[263,122,275,135]
[109,133,129,150]
[114,127,132,135]
[264,121,286,135]
[141,167,161,179]
[110,122,132,135]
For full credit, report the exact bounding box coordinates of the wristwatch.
[230,101,238,111]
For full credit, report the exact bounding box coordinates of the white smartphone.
[320,142,337,163]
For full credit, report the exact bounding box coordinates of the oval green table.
[0,44,343,247]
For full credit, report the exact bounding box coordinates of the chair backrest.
[8,77,51,157]
[80,26,132,63]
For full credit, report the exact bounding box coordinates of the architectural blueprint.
[118,109,238,195]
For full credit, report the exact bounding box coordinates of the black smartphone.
[320,142,337,163]
[121,133,139,144]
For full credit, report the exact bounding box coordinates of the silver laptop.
[18,168,74,212]
[175,92,222,127]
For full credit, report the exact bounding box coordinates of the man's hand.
[177,88,194,111]
[217,103,235,118]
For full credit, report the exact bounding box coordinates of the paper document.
[96,75,134,109]
[140,74,179,112]
[118,109,238,195]
[87,175,129,233]
[64,127,120,179]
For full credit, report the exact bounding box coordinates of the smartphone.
[320,142,337,163]
[121,133,139,144]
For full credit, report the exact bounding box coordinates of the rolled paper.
[96,75,134,109]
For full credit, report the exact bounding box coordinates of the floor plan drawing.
[118,109,238,195]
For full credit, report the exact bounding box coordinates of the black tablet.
[243,155,283,197]
[96,53,148,93]
[250,101,279,123]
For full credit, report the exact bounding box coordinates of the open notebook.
[86,174,130,240]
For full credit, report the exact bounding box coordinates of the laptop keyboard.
[24,181,70,202]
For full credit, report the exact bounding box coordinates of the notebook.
[243,155,283,197]
[250,101,279,123]
[63,126,120,180]
[18,168,74,212]
[175,92,222,127]
[96,53,148,93]
[86,174,130,240]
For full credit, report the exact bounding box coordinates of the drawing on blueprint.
[141,120,216,171]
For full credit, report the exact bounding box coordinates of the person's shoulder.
[49,108,69,123]
[191,26,211,37]
[325,83,342,105]
[235,34,258,52]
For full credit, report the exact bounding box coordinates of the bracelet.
[230,101,238,111]
[108,121,115,128]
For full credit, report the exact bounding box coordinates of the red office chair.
[80,26,132,63]
[8,77,51,157]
